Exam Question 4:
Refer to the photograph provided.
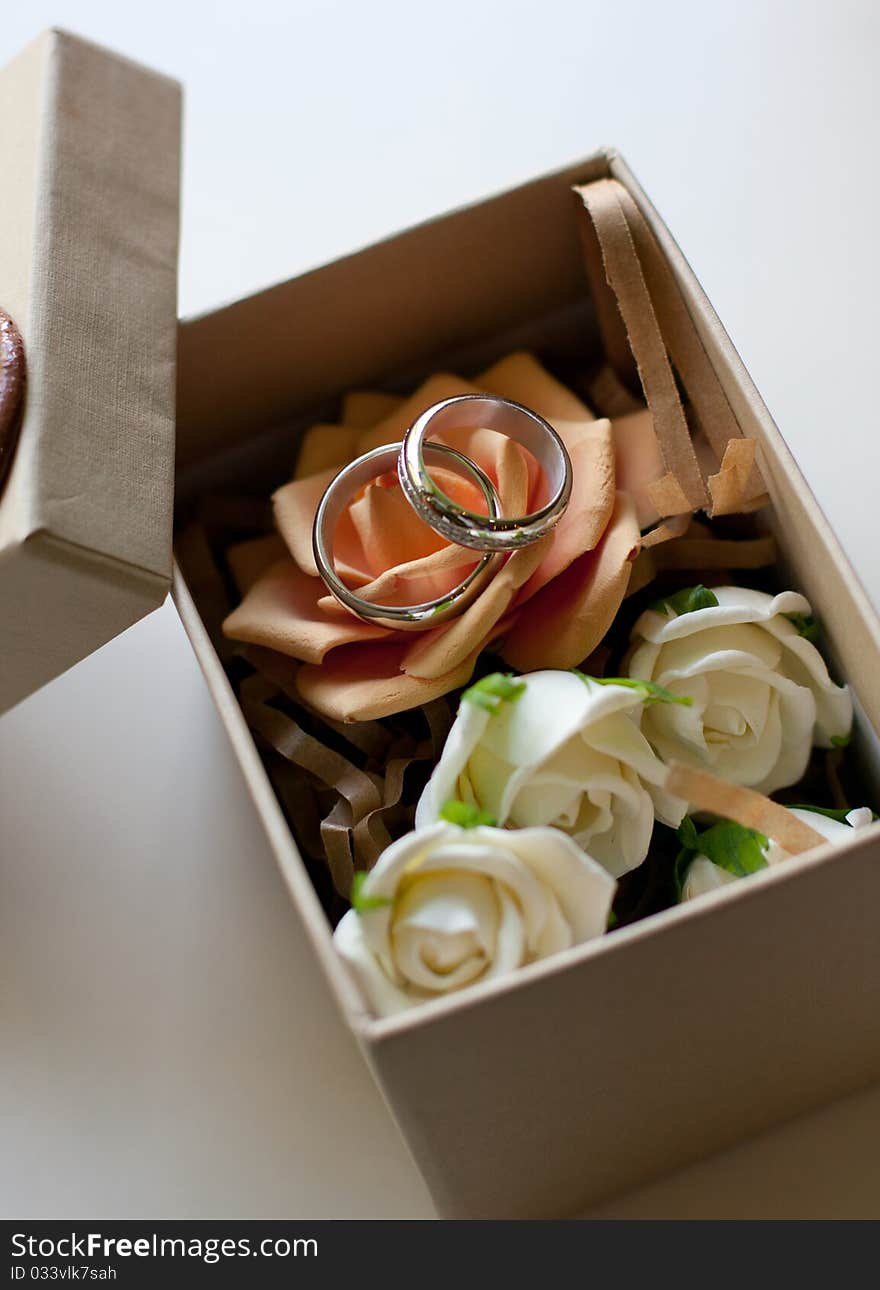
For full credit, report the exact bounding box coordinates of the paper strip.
[574,178,768,515]
[665,762,828,854]
[575,180,708,513]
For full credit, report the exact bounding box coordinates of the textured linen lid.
[0,29,180,715]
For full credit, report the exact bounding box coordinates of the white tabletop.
[3,0,880,1219]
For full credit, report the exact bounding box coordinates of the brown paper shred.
[242,643,302,698]
[612,184,766,509]
[320,711,395,762]
[238,669,279,705]
[708,438,770,516]
[575,178,769,516]
[626,550,660,599]
[588,364,643,418]
[241,694,386,830]
[825,747,850,812]
[421,696,454,759]
[576,200,639,389]
[639,511,692,550]
[241,693,392,895]
[238,642,455,896]
[665,762,828,855]
[657,530,776,572]
[627,522,777,596]
[646,473,694,520]
[353,756,414,867]
[319,796,359,899]
[575,180,708,514]
[245,642,401,762]
[265,756,326,861]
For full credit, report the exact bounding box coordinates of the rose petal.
[478,671,643,771]
[226,534,289,596]
[500,492,639,671]
[337,818,615,1017]
[586,709,685,825]
[845,807,874,830]
[632,588,813,646]
[355,373,482,452]
[498,738,617,825]
[514,418,616,601]
[487,884,530,975]
[347,473,453,575]
[296,638,481,722]
[612,408,664,528]
[646,625,784,680]
[402,537,550,681]
[391,871,499,992]
[479,352,596,422]
[431,425,531,517]
[629,586,851,794]
[222,559,390,662]
[500,826,615,944]
[414,699,492,828]
[319,541,481,613]
[762,616,853,744]
[274,469,372,585]
[682,857,739,901]
[294,424,360,480]
[749,677,817,794]
[410,835,550,950]
[341,389,402,429]
[571,766,655,879]
[334,910,415,1015]
[684,805,873,901]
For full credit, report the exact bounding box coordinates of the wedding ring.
[398,394,572,551]
[312,441,504,630]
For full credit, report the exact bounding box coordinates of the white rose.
[680,806,873,901]
[627,587,853,796]
[333,820,615,1016]
[415,670,683,878]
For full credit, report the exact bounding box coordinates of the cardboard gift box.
[4,30,880,1219]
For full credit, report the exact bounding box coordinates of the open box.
[4,31,880,1219]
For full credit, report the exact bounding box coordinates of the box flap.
[0,30,180,713]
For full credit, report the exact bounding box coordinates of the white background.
[2,0,880,1218]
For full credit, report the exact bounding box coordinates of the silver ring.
[398,394,572,551]
[312,442,504,630]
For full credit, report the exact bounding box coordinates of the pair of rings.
[312,394,572,631]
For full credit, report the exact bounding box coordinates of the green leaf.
[673,818,770,900]
[462,672,526,713]
[439,799,497,829]
[693,820,769,878]
[350,871,392,914]
[606,908,619,931]
[673,847,695,901]
[784,612,820,643]
[650,584,719,617]
[676,816,700,851]
[574,673,693,707]
[830,732,851,748]
[787,803,860,825]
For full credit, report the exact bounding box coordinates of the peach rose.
[223,352,640,722]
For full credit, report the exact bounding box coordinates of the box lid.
[0,29,180,714]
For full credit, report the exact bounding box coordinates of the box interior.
[173,152,880,1041]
